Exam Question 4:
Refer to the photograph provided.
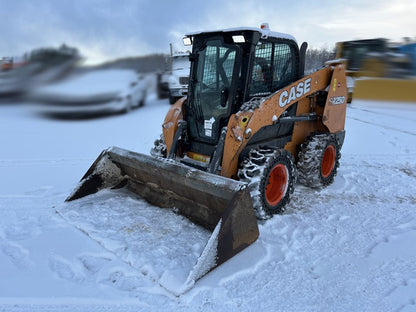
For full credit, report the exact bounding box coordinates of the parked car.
[28,69,147,117]
[127,74,147,109]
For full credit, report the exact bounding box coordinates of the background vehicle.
[0,44,80,97]
[167,52,190,104]
[67,24,347,292]
[1,57,14,71]
[336,38,416,102]
[127,74,147,109]
[336,38,388,75]
[28,69,147,117]
[156,71,170,99]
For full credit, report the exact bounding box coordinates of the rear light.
[260,23,270,30]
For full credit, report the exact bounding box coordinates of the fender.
[162,97,186,155]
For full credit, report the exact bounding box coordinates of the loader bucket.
[66,146,259,294]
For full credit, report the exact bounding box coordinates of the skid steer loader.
[66,24,347,294]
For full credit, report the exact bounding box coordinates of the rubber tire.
[259,149,296,216]
[297,133,341,188]
[238,148,296,218]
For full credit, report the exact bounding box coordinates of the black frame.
[183,29,302,162]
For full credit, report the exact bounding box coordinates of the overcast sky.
[1,0,415,64]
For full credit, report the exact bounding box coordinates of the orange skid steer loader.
[66,24,347,293]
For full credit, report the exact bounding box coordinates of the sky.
[1,0,415,64]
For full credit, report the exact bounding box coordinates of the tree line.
[100,46,336,75]
[304,47,336,74]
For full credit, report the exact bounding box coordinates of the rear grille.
[179,76,189,85]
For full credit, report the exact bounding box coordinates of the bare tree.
[305,47,336,74]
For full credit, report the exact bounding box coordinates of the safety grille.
[250,41,297,97]
[201,45,236,89]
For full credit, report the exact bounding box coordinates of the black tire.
[238,148,296,218]
[297,133,341,188]
[150,134,167,158]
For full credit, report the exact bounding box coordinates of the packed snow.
[1,76,416,311]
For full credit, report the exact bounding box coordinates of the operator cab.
[181,24,306,167]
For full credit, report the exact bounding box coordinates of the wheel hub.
[265,164,289,206]
[321,145,336,178]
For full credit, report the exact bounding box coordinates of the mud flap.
[66,146,259,294]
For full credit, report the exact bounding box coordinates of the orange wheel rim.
[321,145,336,178]
[265,164,288,206]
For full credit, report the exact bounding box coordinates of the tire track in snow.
[347,115,416,136]
[349,106,416,123]
[0,239,33,269]
[56,189,211,296]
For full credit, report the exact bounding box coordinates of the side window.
[272,44,295,91]
[250,42,273,96]
[250,41,296,97]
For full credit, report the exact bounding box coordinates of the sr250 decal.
[329,96,346,105]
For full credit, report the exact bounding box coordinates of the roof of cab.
[185,26,297,43]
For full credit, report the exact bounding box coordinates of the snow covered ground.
[0,88,416,311]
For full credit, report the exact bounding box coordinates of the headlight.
[232,35,245,43]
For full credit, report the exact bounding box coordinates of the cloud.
[1,0,414,63]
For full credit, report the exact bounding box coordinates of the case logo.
[279,78,312,107]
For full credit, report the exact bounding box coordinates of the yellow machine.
[336,38,416,102]
[67,24,347,290]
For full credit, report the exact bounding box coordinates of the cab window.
[250,41,297,97]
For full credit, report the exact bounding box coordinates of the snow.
[59,189,211,297]
[1,73,416,311]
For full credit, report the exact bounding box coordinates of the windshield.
[172,56,189,71]
[191,39,238,122]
